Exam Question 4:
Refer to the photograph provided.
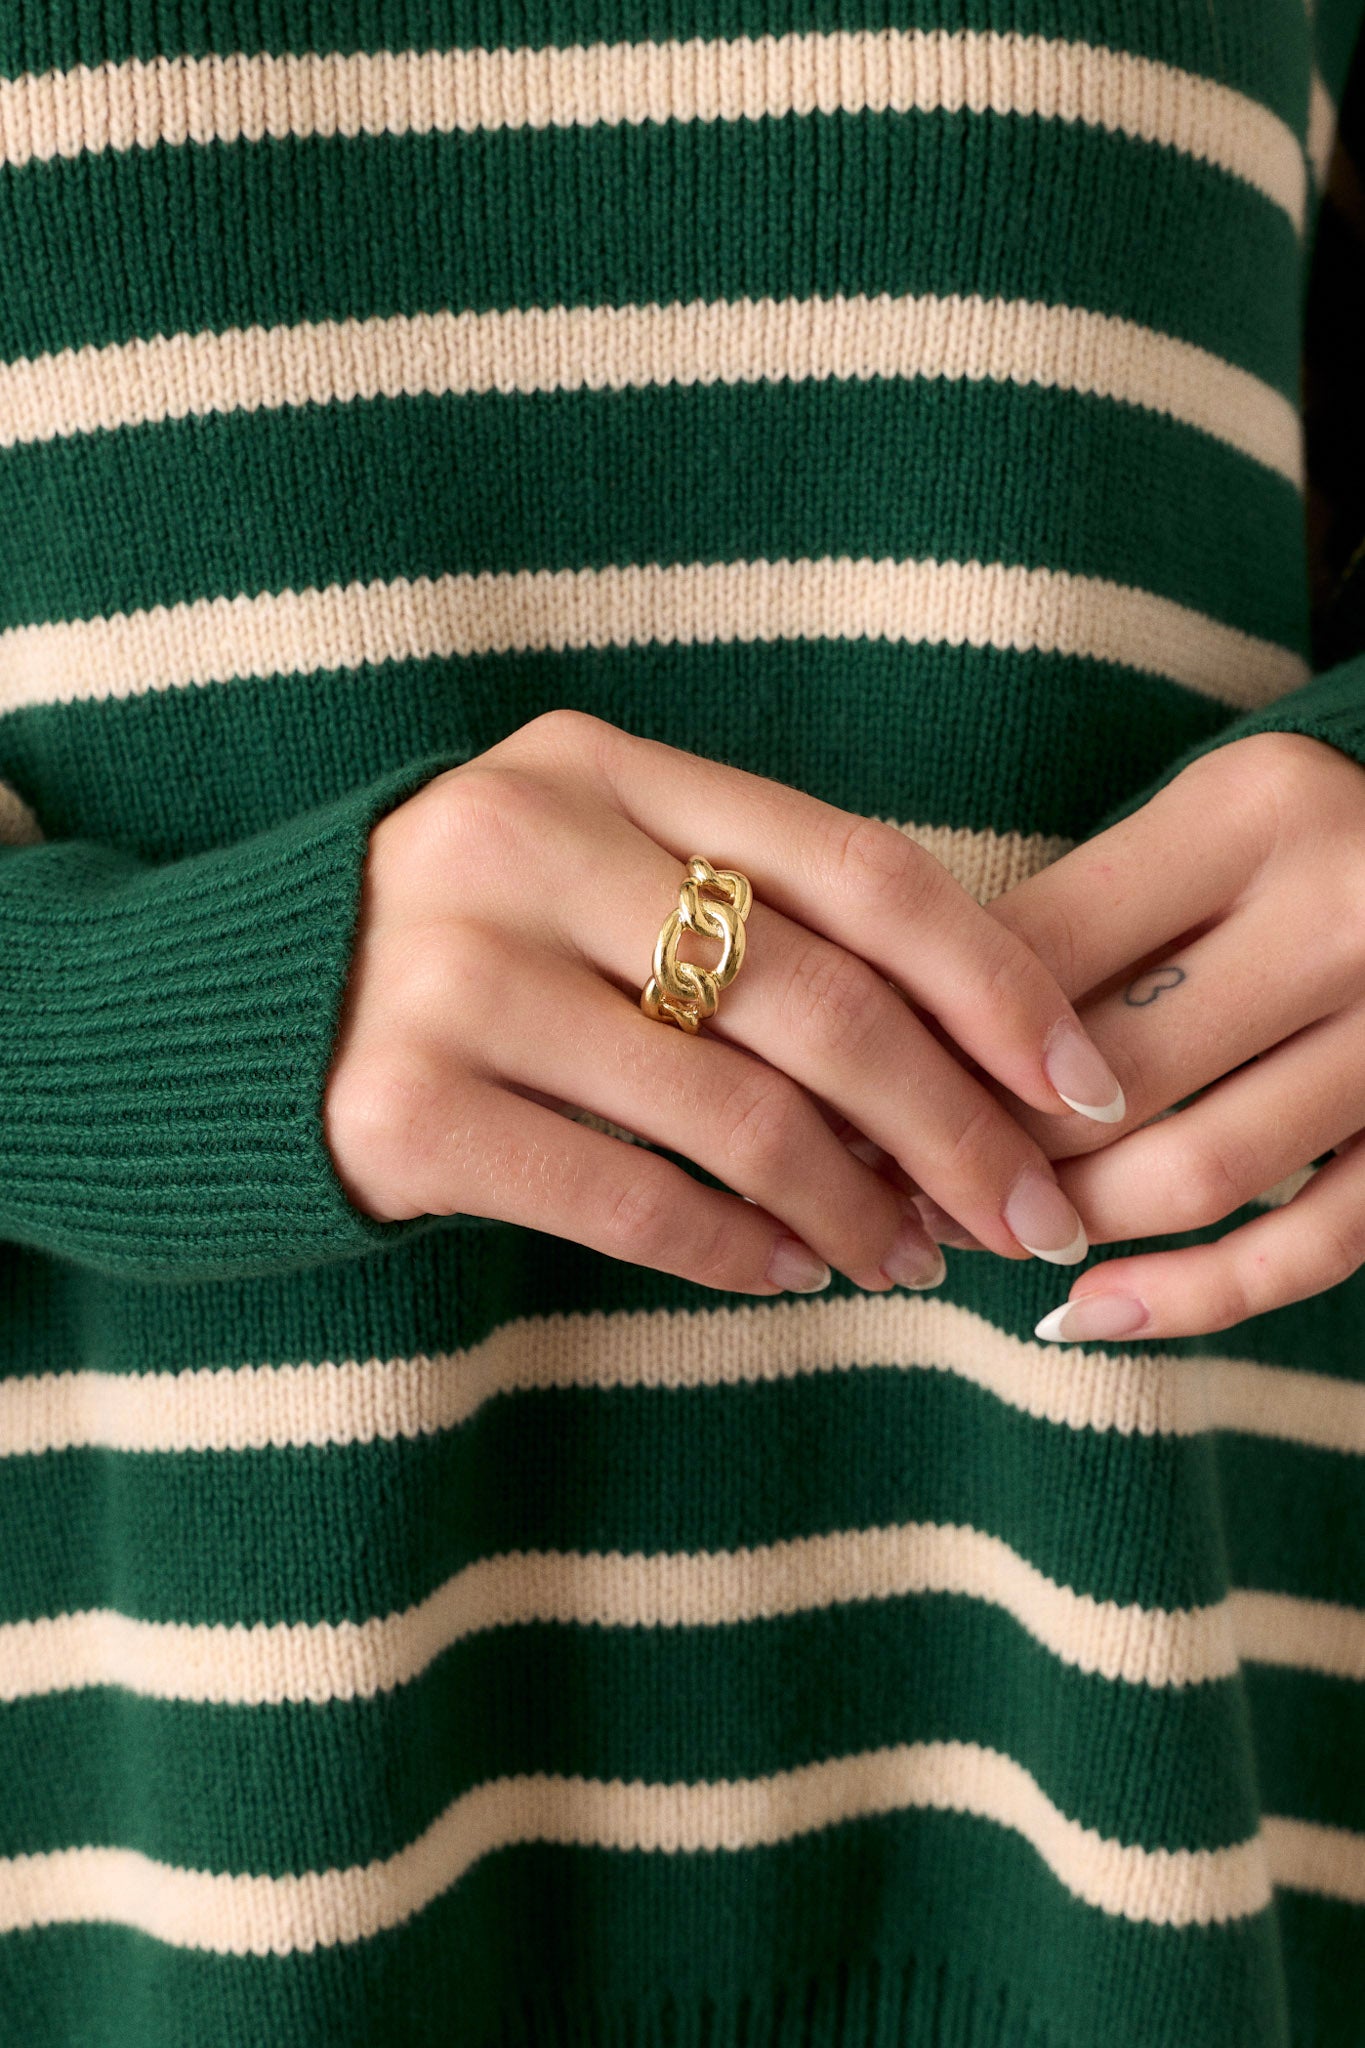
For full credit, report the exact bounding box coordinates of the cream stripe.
[1,1541,1356,1716]
[1251,1162,1317,1209]
[0,558,1309,715]
[0,294,1303,487]
[1308,69,1337,189]
[0,33,1306,228]
[5,1298,1361,1461]
[0,1742,1292,1947]
[1229,1588,1365,1683]
[893,818,1073,900]
[1264,1813,1365,1906]
[0,1521,1249,1707]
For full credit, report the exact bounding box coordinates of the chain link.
[640,856,754,1032]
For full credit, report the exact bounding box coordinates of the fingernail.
[767,1235,833,1293]
[880,1210,947,1289]
[1043,1020,1125,1124]
[1034,1293,1150,1343]
[911,1194,987,1251]
[1002,1169,1088,1264]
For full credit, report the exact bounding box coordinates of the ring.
[641,855,754,1033]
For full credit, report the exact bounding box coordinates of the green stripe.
[5,1196,1357,1398]
[0,1367,1243,1625]
[0,0,1315,128]
[0,8,1355,2041]
[1,383,1308,649]
[1218,1438,1365,1609]
[0,637,1230,863]
[1313,0,1365,102]
[0,1823,1287,2048]
[0,1597,1261,1869]
[0,117,1302,394]
[1245,1666,1365,1835]
[1277,1888,1365,2046]
[2,1184,1344,1388]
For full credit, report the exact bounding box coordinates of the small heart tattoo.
[1123,965,1186,1007]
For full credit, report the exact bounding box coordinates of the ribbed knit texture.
[0,750,480,1277]
[1,6,1363,2046]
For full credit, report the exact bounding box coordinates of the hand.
[322,709,1125,1296]
[972,731,1365,1340]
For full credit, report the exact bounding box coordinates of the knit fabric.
[1,5,1363,2045]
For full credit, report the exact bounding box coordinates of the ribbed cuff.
[1093,652,1365,835]
[0,750,476,1282]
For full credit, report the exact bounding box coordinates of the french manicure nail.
[767,1235,833,1293]
[1034,1293,1150,1343]
[1043,1020,1125,1124]
[1002,1169,1089,1265]
[880,1212,947,1290]
[911,1194,987,1251]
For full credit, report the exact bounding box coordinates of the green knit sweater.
[2,6,1364,2045]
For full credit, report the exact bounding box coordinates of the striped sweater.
[2,5,1364,2045]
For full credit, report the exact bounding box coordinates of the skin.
[326,712,1365,1335]
[322,707,1123,1296]
[979,726,1365,1338]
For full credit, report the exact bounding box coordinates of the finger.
[470,940,946,1291]
[984,744,1269,1001]
[909,1193,990,1251]
[451,929,911,1187]
[812,1102,904,1179]
[1031,1131,1365,1341]
[1005,886,1358,1159]
[576,714,1125,1124]
[1057,995,1365,1242]
[818,1107,931,1214]
[805,1100,968,1230]
[550,807,1091,1265]
[418,1071,843,1297]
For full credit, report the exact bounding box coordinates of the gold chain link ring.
[640,856,754,1033]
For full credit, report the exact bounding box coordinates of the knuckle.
[409,763,559,876]
[940,1096,1005,1191]
[1309,1215,1364,1293]
[323,1052,443,1217]
[1179,732,1323,857]
[718,1064,806,1177]
[506,705,612,771]
[969,925,1038,1022]
[1168,1127,1264,1230]
[824,812,932,916]
[1233,729,1329,802]
[597,1166,677,1262]
[1003,895,1082,996]
[784,940,889,1065]
[686,1205,748,1292]
[1201,1268,1255,1333]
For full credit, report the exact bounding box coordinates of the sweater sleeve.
[1086,0,1365,833]
[1090,654,1365,836]
[0,748,480,1284]
[1206,655,1365,769]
